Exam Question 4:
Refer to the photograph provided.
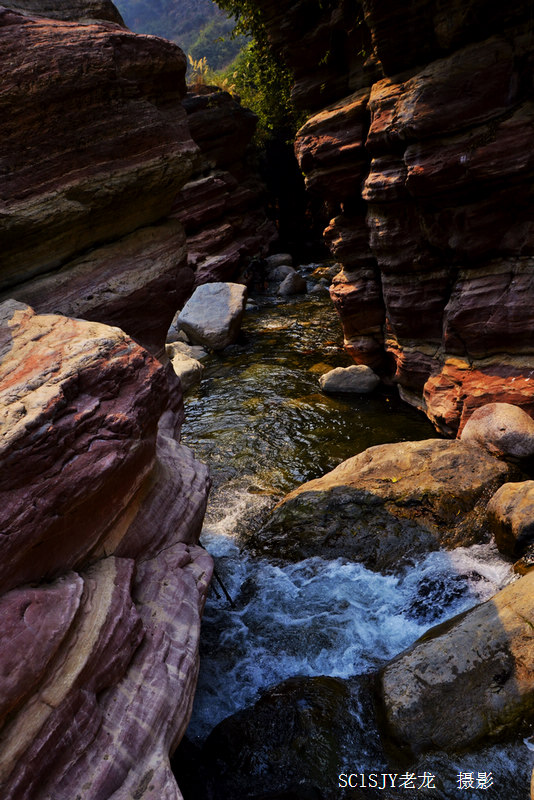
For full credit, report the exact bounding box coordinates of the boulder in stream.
[278,272,307,296]
[253,439,519,570]
[378,570,534,754]
[199,675,383,800]
[460,402,534,464]
[487,480,534,558]
[177,281,247,350]
[170,352,204,393]
[266,253,293,269]
[319,364,380,393]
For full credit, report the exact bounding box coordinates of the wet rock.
[177,282,247,350]
[170,353,204,394]
[487,481,534,557]
[461,403,534,464]
[378,571,534,754]
[254,440,518,570]
[319,364,380,394]
[200,676,381,800]
[278,272,307,296]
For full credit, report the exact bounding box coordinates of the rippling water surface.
[180,283,532,795]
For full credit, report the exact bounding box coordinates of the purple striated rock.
[0,301,212,799]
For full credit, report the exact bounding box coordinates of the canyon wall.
[172,85,277,286]
[255,0,534,435]
[0,1,273,796]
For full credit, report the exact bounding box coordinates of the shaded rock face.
[172,86,277,286]
[0,4,199,353]
[199,676,378,800]
[378,571,534,755]
[0,301,212,799]
[254,0,534,433]
[4,0,125,23]
[253,439,518,570]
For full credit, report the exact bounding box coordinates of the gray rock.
[487,480,534,557]
[268,264,295,281]
[319,364,379,393]
[461,402,534,463]
[253,439,519,569]
[309,283,329,294]
[265,253,293,269]
[177,282,247,350]
[378,571,534,754]
[277,272,307,296]
[170,353,204,393]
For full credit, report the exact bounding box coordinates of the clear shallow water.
[181,284,532,793]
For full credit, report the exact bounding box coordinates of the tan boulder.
[254,439,518,570]
[378,571,534,754]
[460,402,534,463]
[487,480,534,557]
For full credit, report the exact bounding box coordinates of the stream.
[180,272,534,798]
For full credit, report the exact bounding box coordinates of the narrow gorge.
[1,0,534,799]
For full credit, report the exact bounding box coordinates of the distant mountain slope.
[113,0,245,69]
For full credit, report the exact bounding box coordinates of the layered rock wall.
[255,0,534,434]
[0,2,198,353]
[0,301,211,799]
[172,86,277,285]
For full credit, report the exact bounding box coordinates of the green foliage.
[188,16,247,72]
[215,41,295,142]
[212,0,301,143]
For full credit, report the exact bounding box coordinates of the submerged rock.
[199,676,381,800]
[319,364,380,393]
[487,481,534,557]
[378,571,534,754]
[461,402,534,464]
[177,282,247,350]
[254,439,518,570]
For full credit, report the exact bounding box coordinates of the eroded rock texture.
[0,301,212,799]
[255,0,534,433]
[0,3,198,353]
[172,86,277,286]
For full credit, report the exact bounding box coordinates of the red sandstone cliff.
[255,0,534,434]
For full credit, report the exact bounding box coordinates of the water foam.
[188,489,516,741]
